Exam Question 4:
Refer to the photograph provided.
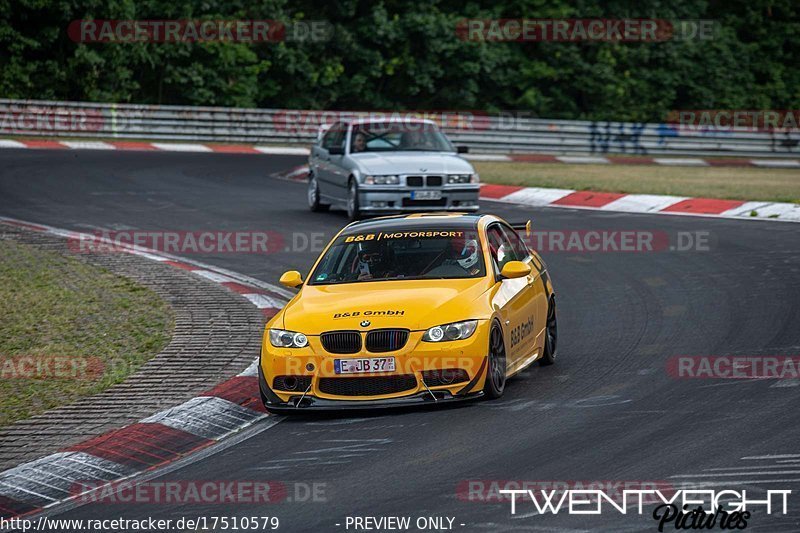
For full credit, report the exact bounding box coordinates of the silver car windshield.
[350,122,455,153]
[309,229,485,285]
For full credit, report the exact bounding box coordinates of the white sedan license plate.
[334,357,396,374]
[411,190,442,200]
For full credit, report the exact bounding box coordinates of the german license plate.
[334,357,396,374]
[411,190,442,200]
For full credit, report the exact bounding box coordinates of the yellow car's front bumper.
[259,325,490,412]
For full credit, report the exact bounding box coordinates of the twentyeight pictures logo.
[499,489,791,530]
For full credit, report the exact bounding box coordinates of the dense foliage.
[1,0,798,121]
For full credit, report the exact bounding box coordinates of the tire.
[346,179,360,221]
[539,297,558,366]
[483,322,507,399]
[307,175,329,212]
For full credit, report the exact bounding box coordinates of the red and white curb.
[274,165,800,223]
[0,217,289,519]
[467,153,800,168]
[0,138,310,156]
[481,184,800,222]
[2,137,799,168]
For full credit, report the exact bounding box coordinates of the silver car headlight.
[364,175,399,185]
[447,174,472,184]
[269,328,309,348]
[422,320,478,342]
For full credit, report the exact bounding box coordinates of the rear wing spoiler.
[510,220,532,237]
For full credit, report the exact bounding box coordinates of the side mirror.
[328,146,345,155]
[280,270,303,288]
[456,146,469,154]
[499,261,531,280]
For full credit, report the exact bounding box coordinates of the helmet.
[456,239,480,270]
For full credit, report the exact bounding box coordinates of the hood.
[350,152,474,176]
[280,278,490,334]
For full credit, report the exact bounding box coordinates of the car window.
[500,224,531,262]
[321,122,346,151]
[309,228,485,285]
[349,122,454,153]
[486,225,519,273]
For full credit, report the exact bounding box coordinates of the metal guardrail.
[1,99,798,157]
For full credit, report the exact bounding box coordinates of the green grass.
[0,239,173,427]
[474,162,800,204]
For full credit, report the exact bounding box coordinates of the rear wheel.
[346,179,360,221]
[483,322,507,398]
[307,175,329,212]
[539,298,558,366]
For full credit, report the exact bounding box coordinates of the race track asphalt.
[1,149,799,532]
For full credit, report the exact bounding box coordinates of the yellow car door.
[486,224,538,372]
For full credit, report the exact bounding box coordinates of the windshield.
[309,228,485,285]
[350,122,455,153]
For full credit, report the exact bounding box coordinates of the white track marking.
[142,396,266,440]
[239,359,260,377]
[668,479,800,485]
[703,465,800,471]
[499,187,574,205]
[721,201,800,221]
[151,143,212,152]
[60,141,115,150]
[742,454,800,460]
[0,139,27,148]
[123,248,170,261]
[464,154,512,161]
[653,158,708,166]
[751,159,800,168]
[671,471,800,478]
[556,155,610,164]
[254,146,310,155]
[191,269,240,283]
[602,194,689,213]
[242,293,284,309]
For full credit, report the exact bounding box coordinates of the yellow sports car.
[258,213,557,412]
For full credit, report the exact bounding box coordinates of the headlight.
[269,329,309,348]
[422,320,478,342]
[364,175,399,185]
[470,173,480,184]
[447,174,471,184]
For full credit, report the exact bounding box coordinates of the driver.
[352,132,367,153]
[356,240,394,280]
[455,238,480,273]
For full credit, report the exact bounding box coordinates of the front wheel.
[307,175,329,212]
[539,298,558,366]
[346,180,360,221]
[483,323,507,399]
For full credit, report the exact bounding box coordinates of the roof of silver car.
[345,117,439,126]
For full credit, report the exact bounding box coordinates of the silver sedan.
[307,118,480,220]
